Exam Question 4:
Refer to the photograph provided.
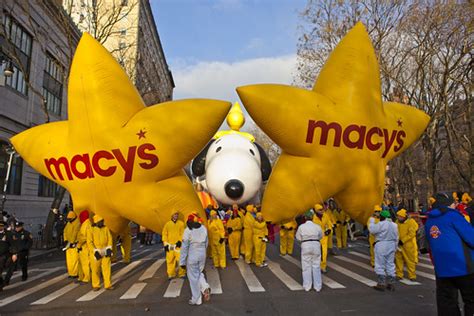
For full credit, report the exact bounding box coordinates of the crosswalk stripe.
[326,262,377,287]
[349,251,436,280]
[280,255,345,289]
[334,255,421,286]
[76,260,143,302]
[11,268,44,280]
[0,273,67,307]
[163,278,185,298]
[417,261,434,269]
[265,258,303,291]
[4,267,64,290]
[234,259,265,292]
[206,266,223,294]
[419,256,431,263]
[120,282,147,300]
[138,258,165,281]
[31,283,79,305]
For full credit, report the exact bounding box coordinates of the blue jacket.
[425,208,474,278]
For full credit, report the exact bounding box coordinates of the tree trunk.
[43,186,66,248]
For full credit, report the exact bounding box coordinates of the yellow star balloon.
[11,34,230,233]
[236,22,430,224]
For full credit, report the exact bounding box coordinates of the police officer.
[5,221,33,283]
[0,221,13,290]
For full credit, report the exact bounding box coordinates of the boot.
[386,276,396,291]
[373,274,386,291]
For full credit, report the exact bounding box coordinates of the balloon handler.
[368,209,399,291]
[63,211,80,279]
[179,213,211,306]
[162,211,186,279]
[88,214,114,291]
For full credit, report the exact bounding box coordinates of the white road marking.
[327,262,377,287]
[138,258,165,281]
[76,260,143,301]
[349,251,435,280]
[265,257,303,291]
[4,267,64,290]
[0,274,67,307]
[281,255,345,289]
[120,282,147,300]
[206,266,223,294]
[417,261,434,270]
[31,283,79,305]
[163,278,185,298]
[335,255,421,286]
[234,259,265,292]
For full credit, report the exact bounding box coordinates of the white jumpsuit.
[179,225,210,305]
[368,218,399,283]
[295,221,323,291]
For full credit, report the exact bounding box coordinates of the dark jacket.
[425,207,474,278]
[0,230,13,256]
[10,229,33,254]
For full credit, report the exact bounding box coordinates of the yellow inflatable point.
[10,33,230,233]
[236,22,430,224]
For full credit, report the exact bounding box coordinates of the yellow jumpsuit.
[395,218,419,280]
[227,216,243,259]
[279,219,297,255]
[252,221,268,267]
[367,216,380,267]
[243,212,255,263]
[313,213,332,270]
[64,219,80,277]
[77,219,92,282]
[327,209,337,250]
[162,220,186,278]
[238,209,246,255]
[88,224,113,289]
[334,210,351,248]
[112,225,132,263]
[209,218,226,268]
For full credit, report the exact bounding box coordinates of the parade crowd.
[0,192,472,315]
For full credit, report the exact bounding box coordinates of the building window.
[38,175,58,197]
[2,14,32,95]
[43,54,64,115]
[0,142,22,195]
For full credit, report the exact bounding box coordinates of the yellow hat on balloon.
[93,214,104,223]
[396,209,407,218]
[373,205,382,212]
[67,211,76,219]
[314,204,323,211]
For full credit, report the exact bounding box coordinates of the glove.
[180,265,186,270]
[227,228,233,234]
[262,236,269,243]
[63,240,69,247]
[94,251,102,260]
[77,247,82,253]
[332,224,337,229]
[105,248,112,257]
[398,240,404,247]
[176,241,182,248]
[70,243,76,249]
[281,226,287,230]
[288,227,293,231]
[164,245,169,252]
[324,229,331,236]
[336,221,341,225]
[219,238,225,244]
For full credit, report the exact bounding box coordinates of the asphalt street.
[0,238,437,316]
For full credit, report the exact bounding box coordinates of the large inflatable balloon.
[191,102,271,205]
[236,22,430,224]
[10,33,231,233]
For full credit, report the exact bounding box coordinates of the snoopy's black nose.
[225,179,244,199]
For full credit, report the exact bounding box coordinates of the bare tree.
[296,1,473,206]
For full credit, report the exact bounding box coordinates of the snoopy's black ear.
[255,143,272,181]
[191,139,215,177]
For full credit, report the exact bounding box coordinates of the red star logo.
[397,118,403,127]
[136,129,146,139]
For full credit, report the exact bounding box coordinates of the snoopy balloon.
[191,103,271,205]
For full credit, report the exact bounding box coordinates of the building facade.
[64,0,174,106]
[0,0,80,230]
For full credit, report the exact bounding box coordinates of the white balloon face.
[205,134,262,205]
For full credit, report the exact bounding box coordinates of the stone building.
[63,0,174,105]
[0,0,80,229]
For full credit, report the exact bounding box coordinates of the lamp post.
[0,145,16,214]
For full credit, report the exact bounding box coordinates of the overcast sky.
[150,0,307,104]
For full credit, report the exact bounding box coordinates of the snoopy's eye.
[249,149,255,156]
[216,147,222,153]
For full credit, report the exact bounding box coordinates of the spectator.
[425,192,474,316]
[55,215,66,249]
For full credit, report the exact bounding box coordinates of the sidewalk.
[29,247,60,260]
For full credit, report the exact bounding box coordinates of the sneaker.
[260,263,268,267]
[409,278,416,282]
[396,276,403,281]
[372,284,385,291]
[188,299,202,306]
[203,288,211,302]
[321,268,327,274]
[92,287,100,292]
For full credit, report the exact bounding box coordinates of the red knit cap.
[79,210,89,224]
